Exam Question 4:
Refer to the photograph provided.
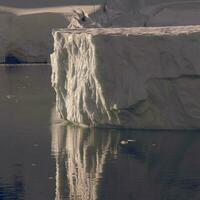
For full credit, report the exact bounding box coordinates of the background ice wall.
[1,0,200,63]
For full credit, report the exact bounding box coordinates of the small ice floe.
[49,177,54,180]
[33,143,39,147]
[31,163,37,167]
[120,139,136,145]
[6,95,16,99]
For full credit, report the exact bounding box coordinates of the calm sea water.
[0,65,200,200]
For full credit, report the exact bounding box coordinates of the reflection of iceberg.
[51,123,119,200]
[51,106,200,200]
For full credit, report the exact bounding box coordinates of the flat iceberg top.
[53,25,200,36]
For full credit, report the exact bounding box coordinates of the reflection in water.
[51,123,119,200]
[2,65,200,200]
[51,107,200,200]
[52,119,200,200]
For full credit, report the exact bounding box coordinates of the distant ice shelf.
[51,26,200,129]
[2,0,200,63]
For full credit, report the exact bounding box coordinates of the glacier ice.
[98,0,200,27]
[51,32,111,126]
[51,26,200,129]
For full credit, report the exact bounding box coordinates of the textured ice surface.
[100,0,200,27]
[51,32,110,126]
[51,26,200,129]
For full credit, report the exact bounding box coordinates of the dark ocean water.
[1,65,200,200]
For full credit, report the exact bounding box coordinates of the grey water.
[1,65,200,200]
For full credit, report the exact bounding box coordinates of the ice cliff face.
[51,32,110,125]
[51,26,200,129]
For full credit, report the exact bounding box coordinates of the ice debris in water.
[120,140,137,145]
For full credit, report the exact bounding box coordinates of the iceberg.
[51,26,200,129]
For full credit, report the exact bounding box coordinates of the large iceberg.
[51,26,200,129]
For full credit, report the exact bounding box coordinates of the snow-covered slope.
[51,26,200,129]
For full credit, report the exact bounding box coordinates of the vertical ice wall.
[51,27,200,129]
[51,32,111,126]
